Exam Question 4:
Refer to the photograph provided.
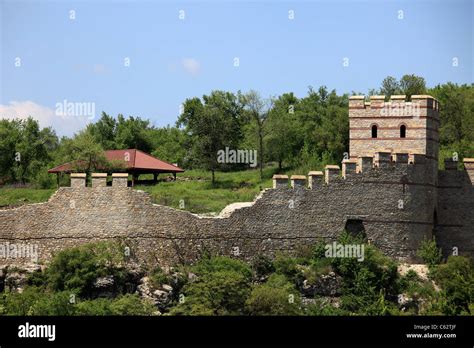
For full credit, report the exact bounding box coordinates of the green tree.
[399,74,427,99]
[68,131,107,173]
[380,76,402,98]
[0,119,22,182]
[87,112,117,150]
[115,114,154,152]
[150,126,187,166]
[9,118,51,183]
[240,90,272,180]
[429,83,474,160]
[177,91,244,184]
[265,93,302,170]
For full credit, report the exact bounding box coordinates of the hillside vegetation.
[1,236,472,316]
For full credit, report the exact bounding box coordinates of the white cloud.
[181,58,201,76]
[0,100,91,137]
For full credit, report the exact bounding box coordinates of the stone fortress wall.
[0,95,472,268]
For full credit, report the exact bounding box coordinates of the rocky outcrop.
[302,272,343,297]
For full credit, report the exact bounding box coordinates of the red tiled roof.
[48,149,184,173]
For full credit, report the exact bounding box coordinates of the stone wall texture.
[0,94,472,268]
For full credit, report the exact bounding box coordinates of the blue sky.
[1,0,472,136]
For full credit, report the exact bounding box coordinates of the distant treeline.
[1,75,473,187]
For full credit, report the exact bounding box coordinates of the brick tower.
[348,95,439,164]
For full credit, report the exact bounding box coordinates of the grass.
[135,166,278,214]
[0,188,56,208]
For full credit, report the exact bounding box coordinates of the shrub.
[329,232,399,314]
[305,300,348,316]
[75,298,114,315]
[417,238,442,268]
[44,241,127,297]
[245,274,302,316]
[0,287,43,315]
[30,291,76,315]
[311,240,327,260]
[0,288,76,316]
[303,258,333,286]
[251,255,275,279]
[273,253,305,286]
[168,256,252,315]
[191,255,252,280]
[109,294,156,315]
[74,295,155,315]
[149,266,169,288]
[432,256,473,315]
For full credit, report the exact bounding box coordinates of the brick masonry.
[0,95,472,268]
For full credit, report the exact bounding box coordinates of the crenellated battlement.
[70,172,129,188]
[272,151,432,188]
[349,95,439,113]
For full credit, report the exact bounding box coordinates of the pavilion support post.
[173,173,176,181]
[153,173,158,183]
[132,173,139,187]
[56,173,59,188]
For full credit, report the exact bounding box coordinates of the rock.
[188,272,198,282]
[397,293,418,312]
[137,276,173,311]
[92,275,117,298]
[125,262,145,282]
[302,272,342,297]
[319,296,341,308]
[5,270,28,293]
[161,284,173,292]
[398,264,429,281]
[94,275,114,288]
[137,279,152,297]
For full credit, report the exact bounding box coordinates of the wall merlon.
[409,154,426,165]
[369,95,385,108]
[374,152,392,168]
[389,95,407,108]
[91,173,107,187]
[342,159,357,178]
[463,158,474,184]
[393,153,409,164]
[349,95,365,109]
[70,173,86,188]
[357,156,373,173]
[290,175,306,188]
[308,171,323,189]
[272,174,289,189]
[112,173,129,187]
[325,165,340,184]
[411,95,439,112]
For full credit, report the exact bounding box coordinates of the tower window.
[371,125,378,138]
[400,125,406,138]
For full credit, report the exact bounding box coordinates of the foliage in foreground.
[0,238,473,316]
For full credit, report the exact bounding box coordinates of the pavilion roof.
[48,149,184,174]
